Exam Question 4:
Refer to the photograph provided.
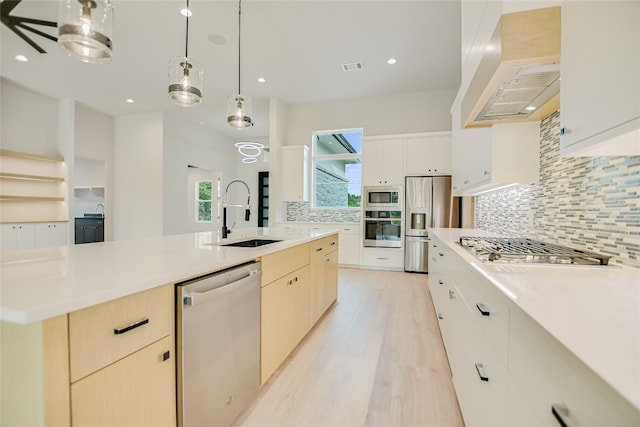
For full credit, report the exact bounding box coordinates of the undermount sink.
[221,238,282,248]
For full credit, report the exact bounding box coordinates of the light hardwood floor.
[233,268,464,427]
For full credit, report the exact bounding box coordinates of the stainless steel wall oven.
[363,209,402,248]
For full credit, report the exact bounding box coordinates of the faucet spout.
[222,179,251,238]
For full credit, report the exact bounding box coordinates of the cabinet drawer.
[261,243,310,285]
[509,309,640,426]
[71,335,175,427]
[69,284,173,382]
[361,247,403,269]
[310,234,338,255]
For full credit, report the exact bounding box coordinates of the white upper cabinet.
[560,1,640,156]
[405,133,452,176]
[452,102,540,196]
[362,137,404,186]
[280,145,309,202]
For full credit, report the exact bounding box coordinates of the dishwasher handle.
[184,269,262,307]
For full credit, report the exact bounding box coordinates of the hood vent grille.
[461,7,561,128]
[478,63,560,121]
[341,62,363,72]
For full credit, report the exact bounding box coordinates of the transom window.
[312,129,362,208]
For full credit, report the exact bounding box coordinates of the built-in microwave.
[363,186,402,208]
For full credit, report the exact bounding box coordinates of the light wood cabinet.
[362,137,404,186]
[261,264,310,384]
[560,1,640,156]
[405,133,452,176]
[71,335,175,427]
[281,145,309,202]
[68,284,176,426]
[309,234,339,326]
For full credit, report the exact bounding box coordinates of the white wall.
[286,89,457,145]
[113,112,164,240]
[0,79,59,157]
[162,115,238,236]
[269,97,288,223]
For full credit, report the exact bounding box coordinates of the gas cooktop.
[459,237,611,266]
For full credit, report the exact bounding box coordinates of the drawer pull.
[437,313,443,320]
[551,404,572,427]
[474,362,489,382]
[330,242,336,246]
[439,252,444,257]
[162,350,171,362]
[449,290,456,300]
[113,317,149,335]
[438,279,444,285]
[316,247,323,252]
[476,303,490,316]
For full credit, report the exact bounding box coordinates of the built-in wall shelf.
[0,172,65,182]
[0,150,68,223]
[0,196,66,202]
[0,149,64,163]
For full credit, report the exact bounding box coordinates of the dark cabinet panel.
[75,218,105,244]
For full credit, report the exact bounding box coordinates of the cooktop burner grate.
[459,237,611,265]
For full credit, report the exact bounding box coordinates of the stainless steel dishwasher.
[176,261,261,427]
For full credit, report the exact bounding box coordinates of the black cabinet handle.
[475,362,489,382]
[162,351,171,362]
[438,279,444,285]
[551,404,571,427]
[439,252,444,257]
[476,303,490,316]
[316,247,323,252]
[113,317,149,335]
[330,241,336,246]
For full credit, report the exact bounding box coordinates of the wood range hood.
[461,7,561,129]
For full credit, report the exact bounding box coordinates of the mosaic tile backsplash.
[475,111,640,267]
[286,201,361,223]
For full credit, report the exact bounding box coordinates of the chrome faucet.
[222,179,251,238]
[96,203,104,216]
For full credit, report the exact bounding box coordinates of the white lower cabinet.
[0,223,35,251]
[34,222,68,248]
[428,234,640,427]
[361,247,403,270]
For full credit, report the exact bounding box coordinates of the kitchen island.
[429,228,640,426]
[0,226,339,426]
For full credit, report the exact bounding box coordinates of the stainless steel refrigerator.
[404,176,453,273]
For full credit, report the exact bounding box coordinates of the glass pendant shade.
[168,57,203,106]
[58,0,114,64]
[227,94,253,128]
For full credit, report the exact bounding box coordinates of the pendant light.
[168,0,203,107]
[58,0,114,64]
[235,141,264,163]
[227,0,253,128]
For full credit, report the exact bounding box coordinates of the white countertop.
[0,227,338,325]
[431,228,640,411]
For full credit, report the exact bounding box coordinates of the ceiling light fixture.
[15,54,29,62]
[235,141,264,163]
[126,98,134,103]
[387,58,397,65]
[257,77,266,83]
[168,0,203,107]
[58,0,114,63]
[227,0,253,129]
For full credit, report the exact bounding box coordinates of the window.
[196,180,213,222]
[312,129,362,208]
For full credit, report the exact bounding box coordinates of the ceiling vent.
[461,7,561,128]
[341,62,363,72]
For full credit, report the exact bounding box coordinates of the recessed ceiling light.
[126,98,135,104]
[525,105,536,111]
[387,58,397,65]
[257,77,266,83]
[180,8,192,17]
[15,54,28,62]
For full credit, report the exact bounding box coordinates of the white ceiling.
[0,0,461,140]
